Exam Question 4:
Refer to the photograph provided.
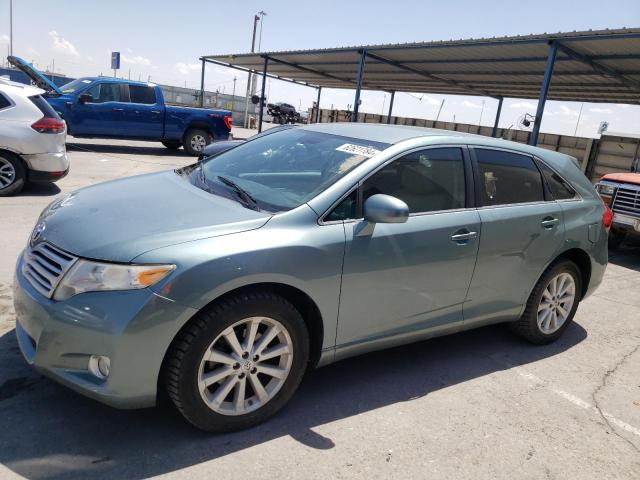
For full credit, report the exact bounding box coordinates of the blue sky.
[1,0,639,137]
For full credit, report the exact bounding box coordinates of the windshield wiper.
[216,175,260,211]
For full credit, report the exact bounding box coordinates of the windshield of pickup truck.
[60,78,93,94]
[185,128,390,212]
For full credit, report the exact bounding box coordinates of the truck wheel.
[162,140,182,150]
[0,152,26,197]
[164,290,309,432]
[183,129,212,156]
[509,259,582,344]
[608,229,626,250]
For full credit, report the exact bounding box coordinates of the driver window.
[85,83,121,103]
[362,148,466,214]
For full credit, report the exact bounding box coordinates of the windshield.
[59,78,93,94]
[189,128,389,212]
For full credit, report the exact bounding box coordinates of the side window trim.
[320,144,473,224]
[468,146,547,208]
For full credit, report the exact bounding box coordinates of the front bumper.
[611,212,640,235]
[13,252,197,409]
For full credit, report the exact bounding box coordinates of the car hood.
[602,172,640,185]
[7,55,63,94]
[33,171,271,262]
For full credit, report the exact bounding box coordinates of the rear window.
[475,148,544,206]
[0,93,11,110]
[28,95,61,119]
[129,85,157,104]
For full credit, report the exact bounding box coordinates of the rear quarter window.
[28,95,61,119]
[0,92,12,110]
[537,161,577,200]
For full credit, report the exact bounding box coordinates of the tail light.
[31,117,65,134]
[602,205,613,232]
[223,115,233,130]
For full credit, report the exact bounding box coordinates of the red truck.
[596,172,640,248]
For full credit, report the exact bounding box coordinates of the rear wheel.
[0,152,26,197]
[164,290,309,432]
[608,229,626,250]
[509,260,582,344]
[162,140,182,150]
[183,129,212,156]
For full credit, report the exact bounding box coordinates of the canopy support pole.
[491,96,503,137]
[315,87,322,123]
[530,41,557,146]
[258,56,269,133]
[387,91,395,124]
[199,59,205,108]
[352,50,366,122]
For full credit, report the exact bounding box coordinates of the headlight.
[53,260,175,301]
[597,183,616,195]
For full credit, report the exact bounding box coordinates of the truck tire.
[0,152,26,197]
[183,129,212,156]
[608,229,626,250]
[162,140,182,150]
[164,290,309,432]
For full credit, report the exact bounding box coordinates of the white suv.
[0,79,69,196]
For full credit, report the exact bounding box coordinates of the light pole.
[257,11,267,52]
[9,0,13,57]
[243,14,260,128]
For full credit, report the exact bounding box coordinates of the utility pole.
[573,103,584,136]
[435,99,445,122]
[232,76,237,115]
[479,99,486,125]
[9,0,13,56]
[257,11,267,52]
[243,14,260,128]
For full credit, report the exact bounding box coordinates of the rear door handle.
[541,217,560,229]
[451,230,478,244]
[112,108,124,112]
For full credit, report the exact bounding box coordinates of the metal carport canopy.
[201,28,640,141]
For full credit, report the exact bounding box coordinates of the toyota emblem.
[31,222,46,244]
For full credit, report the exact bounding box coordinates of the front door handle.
[541,217,560,229]
[151,110,161,115]
[112,108,124,112]
[451,230,478,244]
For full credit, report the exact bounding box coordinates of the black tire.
[0,152,26,197]
[162,140,181,150]
[509,259,582,344]
[182,129,212,156]
[164,290,309,432]
[608,229,626,250]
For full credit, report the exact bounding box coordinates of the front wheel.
[183,129,212,156]
[509,260,582,344]
[164,291,309,432]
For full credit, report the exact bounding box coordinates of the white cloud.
[174,62,201,75]
[589,107,612,114]
[510,101,537,110]
[559,105,579,116]
[48,31,80,57]
[27,47,40,56]
[122,54,152,66]
[0,34,8,45]
[461,100,480,108]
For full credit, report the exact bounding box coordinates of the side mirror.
[78,93,93,104]
[363,194,409,224]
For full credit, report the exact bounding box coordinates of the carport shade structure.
[200,28,640,143]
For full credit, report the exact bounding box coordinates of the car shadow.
[66,142,192,157]
[608,237,640,272]
[16,182,61,197]
[0,322,587,480]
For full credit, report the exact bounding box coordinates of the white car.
[0,78,69,196]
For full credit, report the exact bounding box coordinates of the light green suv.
[14,123,608,432]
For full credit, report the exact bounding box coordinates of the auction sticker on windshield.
[336,144,381,157]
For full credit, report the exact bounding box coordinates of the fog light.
[88,355,111,379]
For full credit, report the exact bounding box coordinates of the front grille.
[612,186,640,219]
[22,243,77,298]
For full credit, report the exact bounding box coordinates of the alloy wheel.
[198,316,293,416]
[0,157,16,189]
[190,134,207,152]
[537,272,576,334]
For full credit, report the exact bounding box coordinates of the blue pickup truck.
[9,56,232,156]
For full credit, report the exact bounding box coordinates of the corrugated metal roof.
[202,28,640,104]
